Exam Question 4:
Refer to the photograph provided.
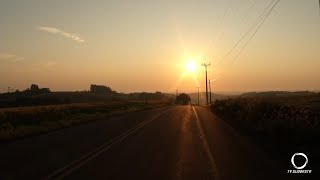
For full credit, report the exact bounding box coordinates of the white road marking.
[44,107,173,180]
[192,106,220,180]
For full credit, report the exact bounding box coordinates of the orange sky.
[1,0,319,93]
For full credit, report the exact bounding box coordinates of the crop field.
[210,93,320,169]
[0,100,171,142]
[212,95,320,139]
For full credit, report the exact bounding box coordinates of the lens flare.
[186,60,196,73]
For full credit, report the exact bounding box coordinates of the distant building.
[41,88,50,93]
[28,84,51,94]
[30,84,40,91]
[90,84,113,94]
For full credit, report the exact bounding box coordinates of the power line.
[205,0,233,57]
[214,0,259,65]
[221,0,278,61]
[211,0,281,84]
[227,0,281,67]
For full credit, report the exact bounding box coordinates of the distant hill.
[186,91,320,105]
[0,91,173,108]
[188,92,234,105]
[240,91,317,98]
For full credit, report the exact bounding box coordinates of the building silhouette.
[90,84,112,94]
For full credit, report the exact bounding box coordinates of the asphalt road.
[0,105,299,180]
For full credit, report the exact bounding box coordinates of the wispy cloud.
[37,26,85,43]
[40,61,57,67]
[0,53,24,62]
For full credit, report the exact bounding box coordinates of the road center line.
[43,107,173,180]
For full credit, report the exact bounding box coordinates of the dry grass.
[211,97,320,144]
[0,100,170,142]
[210,95,320,170]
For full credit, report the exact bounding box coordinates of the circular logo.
[291,153,308,169]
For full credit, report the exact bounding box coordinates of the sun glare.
[186,60,196,73]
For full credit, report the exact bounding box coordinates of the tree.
[175,93,191,105]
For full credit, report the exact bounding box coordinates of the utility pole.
[209,79,212,104]
[197,86,200,106]
[202,63,210,105]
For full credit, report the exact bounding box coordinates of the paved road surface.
[0,105,296,180]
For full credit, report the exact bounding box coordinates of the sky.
[0,0,319,93]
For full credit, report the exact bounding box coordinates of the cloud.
[40,61,57,67]
[37,26,85,43]
[0,53,24,62]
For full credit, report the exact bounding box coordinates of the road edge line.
[192,106,220,180]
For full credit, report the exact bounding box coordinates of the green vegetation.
[210,93,320,164]
[211,94,320,144]
[0,100,171,142]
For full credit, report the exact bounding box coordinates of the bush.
[211,97,320,144]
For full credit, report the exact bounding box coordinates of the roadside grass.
[210,96,320,168]
[0,100,170,142]
[211,97,320,143]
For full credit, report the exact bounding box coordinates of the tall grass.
[0,100,170,142]
[211,97,320,145]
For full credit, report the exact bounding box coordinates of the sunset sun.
[0,1,319,179]
[186,60,196,73]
